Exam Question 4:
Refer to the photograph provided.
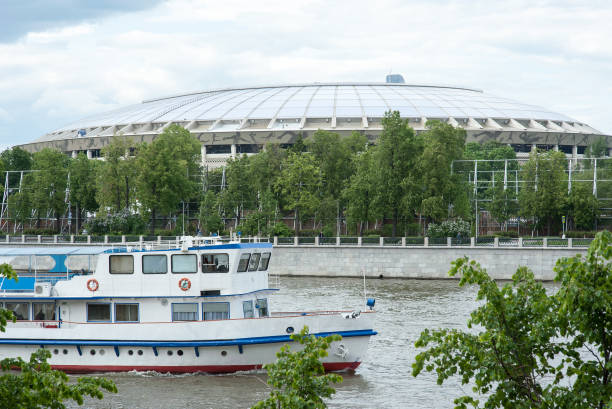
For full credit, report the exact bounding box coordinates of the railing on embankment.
[0,235,593,281]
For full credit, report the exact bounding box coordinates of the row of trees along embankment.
[2,111,610,237]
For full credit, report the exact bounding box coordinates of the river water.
[69,276,553,409]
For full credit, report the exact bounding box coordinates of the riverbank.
[268,245,586,280]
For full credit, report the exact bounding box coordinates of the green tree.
[518,150,567,235]
[418,120,468,223]
[0,146,33,187]
[274,152,322,236]
[136,125,201,233]
[487,174,518,230]
[28,149,70,229]
[586,136,610,158]
[0,264,116,408]
[342,149,381,235]
[219,155,255,227]
[308,130,367,201]
[252,326,342,409]
[554,231,612,409]
[567,181,599,231]
[96,136,136,212]
[69,153,99,233]
[199,190,224,234]
[412,231,612,409]
[374,111,423,236]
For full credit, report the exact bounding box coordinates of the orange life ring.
[86,279,99,292]
[178,278,191,291]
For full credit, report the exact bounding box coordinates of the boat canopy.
[0,247,111,256]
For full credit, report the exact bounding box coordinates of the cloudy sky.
[0,0,610,150]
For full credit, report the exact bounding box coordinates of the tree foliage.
[0,264,116,408]
[253,326,342,409]
[136,125,201,231]
[96,136,136,212]
[412,231,612,409]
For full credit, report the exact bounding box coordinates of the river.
[68,276,554,409]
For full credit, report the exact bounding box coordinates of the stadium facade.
[19,78,612,167]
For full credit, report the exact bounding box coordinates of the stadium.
[18,76,611,167]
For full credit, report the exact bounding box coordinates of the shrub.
[427,218,470,238]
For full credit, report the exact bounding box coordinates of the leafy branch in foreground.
[0,263,117,408]
[253,326,342,409]
[412,231,612,409]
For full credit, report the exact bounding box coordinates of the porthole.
[177,350,183,356]
[90,349,96,356]
[286,326,294,334]
[53,349,59,355]
[62,349,68,355]
[221,350,227,357]
[137,350,143,356]
[99,349,105,356]
[128,350,134,356]
[167,350,173,356]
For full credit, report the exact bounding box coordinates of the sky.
[0,0,611,150]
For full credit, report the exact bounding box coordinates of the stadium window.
[536,144,554,151]
[142,255,167,274]
[236,144,260,154]
[559,145,573,154]
[115,303,139,322]
[577,145,586,155]
[510,144,531,153]
[202,302,230,320]
[206,145,231,154]
[172,303,198,321]
[109,255,134,274]
[90,149,101,158]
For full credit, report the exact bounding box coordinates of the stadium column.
[86,150,93,159]
[201,144,206,164]
[231,144,237,158]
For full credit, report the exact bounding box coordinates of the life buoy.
[178,278,191,291]
[86,279,99,292]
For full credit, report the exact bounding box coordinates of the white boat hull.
[0,312,375,374]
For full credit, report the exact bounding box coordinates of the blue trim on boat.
[0,330,377,348]
[0,288,279,301]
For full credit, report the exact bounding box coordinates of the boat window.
[87,303,111,322]
[5,302,29,320]
[115,303,139,322]
[258,252,271,271]
[202,254,229,273]
[172,303,198,321]
[256,298,269,317]
[242,300,254,318]
[237,254,250,272]
[33,303,56,321]
[142,255,167,274]
[202,302,230,320]
[171,254,197,273]
[248,253,261,272]
[109,255,134,274]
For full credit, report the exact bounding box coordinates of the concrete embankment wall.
[268,246,588,281]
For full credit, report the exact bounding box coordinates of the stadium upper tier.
[19,82,610,166]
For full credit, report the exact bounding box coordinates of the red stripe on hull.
[52,361,360,374]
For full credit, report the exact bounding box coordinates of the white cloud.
[0,0,611,145]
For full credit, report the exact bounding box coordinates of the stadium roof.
[31,82,603,144]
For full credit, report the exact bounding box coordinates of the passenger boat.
[0,238,376,373]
